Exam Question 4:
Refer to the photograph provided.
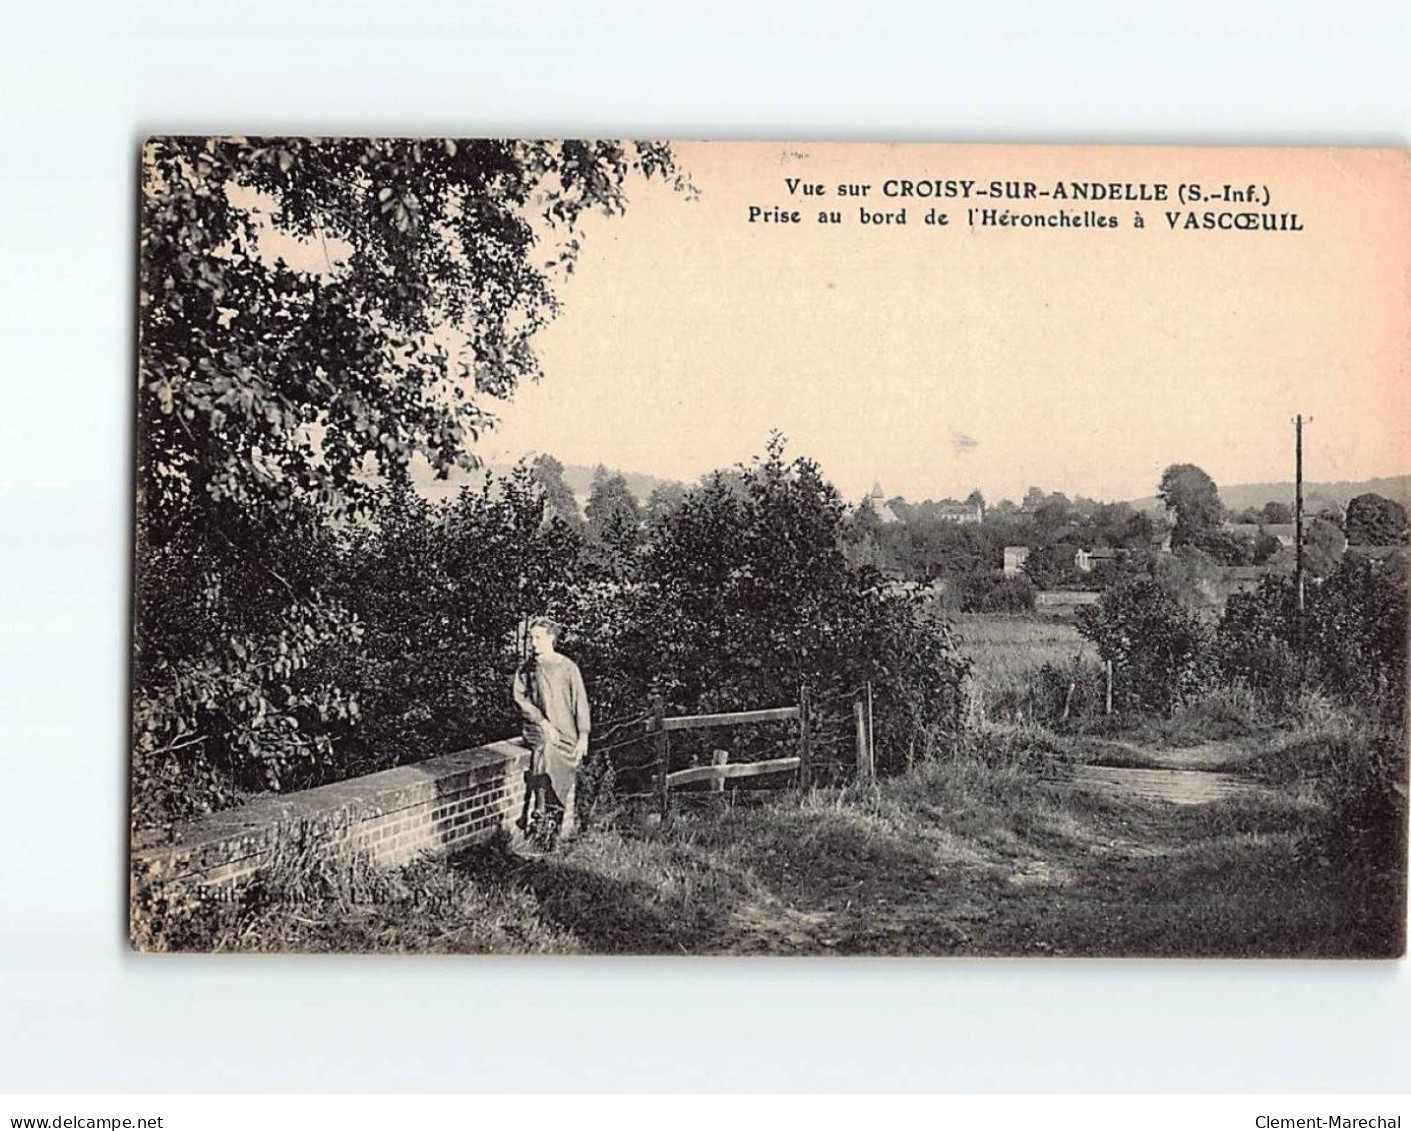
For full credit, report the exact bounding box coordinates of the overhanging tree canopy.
[139,136,689,539]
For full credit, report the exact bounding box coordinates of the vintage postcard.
[131,139,1409,956]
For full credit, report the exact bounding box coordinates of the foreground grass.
[457,759,1399,957]
[147,734,1405,957]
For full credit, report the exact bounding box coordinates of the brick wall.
[130,739,529,906]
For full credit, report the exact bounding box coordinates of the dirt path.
[697,738,1347,956]
[1054,762,1275,805]
[718,776,1329,955]
[475,731,1393,957]
[1124,739,1265,771]
[1044,736,1278,805]
[690,744,1282,953]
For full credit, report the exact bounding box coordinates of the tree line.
[810,459,1406,612]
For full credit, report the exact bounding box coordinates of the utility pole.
[1294,413,1305,618]
[1293,413,1315,663]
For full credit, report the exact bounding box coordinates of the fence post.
[710,749,729,793]
[865,680,876,774]
[1105,660,1114,715]
[651,694,670,822]
[853,692,873,784]
[797,685,812,789]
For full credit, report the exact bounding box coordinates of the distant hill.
[411,455,684,506]
[414,456,1408,519]
[1128,475,1409,516]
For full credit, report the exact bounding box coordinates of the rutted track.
[1053,762,1274,806]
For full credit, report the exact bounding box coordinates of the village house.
[1002,546,1030,577]
[861,484,982,525]
[935,501,984,524]
[1345,544,1407,568]
[1223,521,1297,549]
[1219,564,1271,597]
[1074,546,1122,573]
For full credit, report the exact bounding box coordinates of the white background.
[1,0,1408,1094]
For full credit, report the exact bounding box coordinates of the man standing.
[512,616,591,844]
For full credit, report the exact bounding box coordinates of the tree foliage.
[616,436,969,770]
[1346,492,1408,547]
[644,482,689,530]
[842,484,1166,591]
[1158,463,1225,547]
[140,137,686,535]
[584,465,644,573]
[1076,577,1214,714]
[954,574,1036,614]
[531,454,583,531]
[1193,526,1256,565]
[1216,556,1408,722]
[1021,543,1078,589]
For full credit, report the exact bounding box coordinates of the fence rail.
[657,706,800,732]
[664,756,802,789]
[634,682,877,820]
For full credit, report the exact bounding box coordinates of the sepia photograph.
[130,137,1409,957]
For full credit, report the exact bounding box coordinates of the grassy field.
[953,612,1103,725]
[147,733,1404,958]
[953,611,1098,673]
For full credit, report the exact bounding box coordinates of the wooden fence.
[623,684,877,819]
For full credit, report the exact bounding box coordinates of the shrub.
[952,572,1036,614]
[977,575,1037,613]
[1021,543,1079,590]
[1304,556,1408,721]
[1194,527,1256,565]
[624,437,970,775]
[1216,557,1408,723]
[1251,702,1407,888]
[1076,577,1215,714]
[1216,575,1303,709]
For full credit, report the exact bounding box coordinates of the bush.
[330,469,592,773]
[954,572,1036,614]
[1194,527,1256,565]
[1021,543,1079,590]
[1076,577,1215,714]
[1216,575,1303,709]
[131,513,363,826]
[619,437,970,776]
[1305,556,1408,721]
[1215,557,1408,723]
[132,464,595,826]
[1250,699,1407,889]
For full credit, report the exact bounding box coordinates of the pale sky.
[478,141,1409,504]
